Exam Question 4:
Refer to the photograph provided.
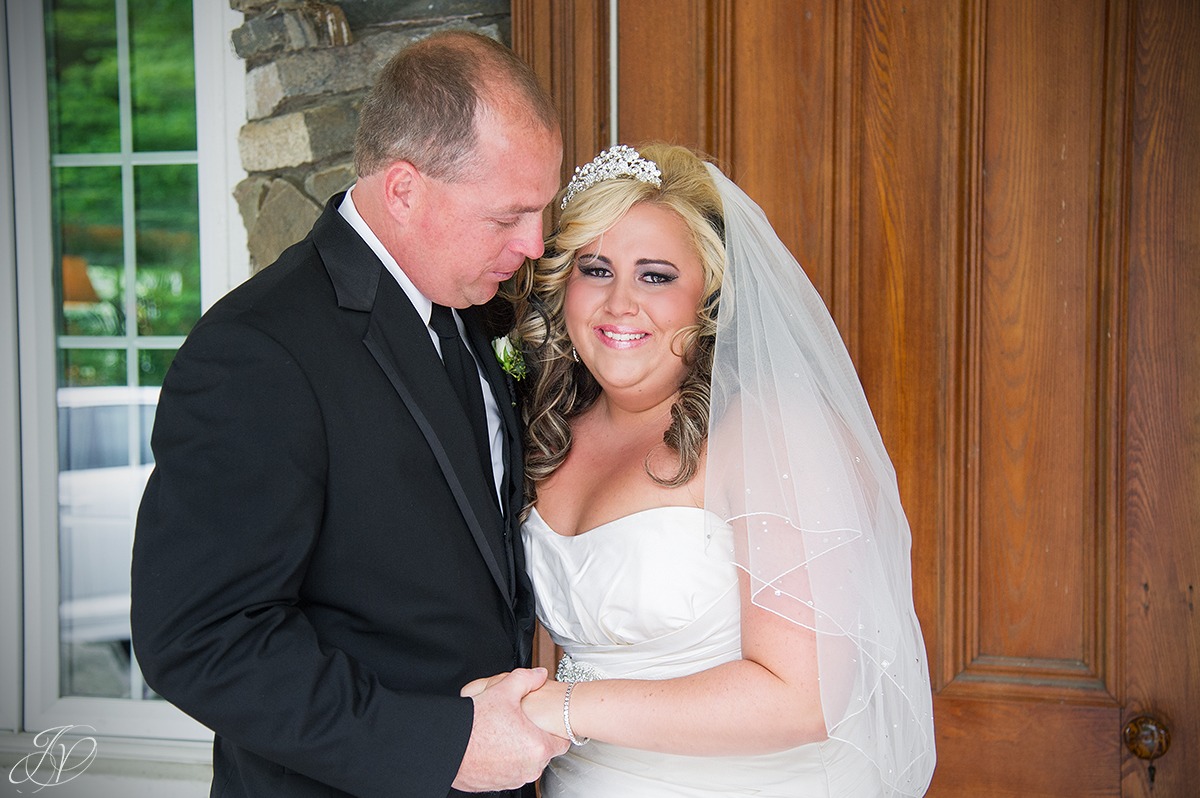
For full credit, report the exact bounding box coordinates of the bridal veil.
[702,163,936,797]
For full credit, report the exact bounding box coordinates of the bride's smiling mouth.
[595,326,650,348]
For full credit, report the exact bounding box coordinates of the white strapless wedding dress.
[523,506,880,797]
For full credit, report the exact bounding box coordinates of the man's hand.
[452,667,570,792]
[459,672,506,698]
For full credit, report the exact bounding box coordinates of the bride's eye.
[576,256,610,278]
[642,270,677,285]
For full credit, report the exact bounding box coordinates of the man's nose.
[511,215,545,259]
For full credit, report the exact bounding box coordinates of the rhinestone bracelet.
[562,681,589,746]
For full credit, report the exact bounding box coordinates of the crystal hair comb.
[560,145,662,209]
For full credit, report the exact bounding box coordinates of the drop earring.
[571,346,580,363]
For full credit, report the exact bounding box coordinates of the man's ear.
[382,160,420,222]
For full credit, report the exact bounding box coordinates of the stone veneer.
[229,0,511,271]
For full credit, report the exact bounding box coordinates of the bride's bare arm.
[520,566,828,756]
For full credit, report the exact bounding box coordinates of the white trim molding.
[195,3,249,308]
[0,0,26,738]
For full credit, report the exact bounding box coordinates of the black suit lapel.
[309,198,515,609]
[462,312,524,601]
[361,278,514,607]
[462,313,522,502]
[464,318,534,659]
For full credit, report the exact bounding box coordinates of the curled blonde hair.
[509,143,726,512]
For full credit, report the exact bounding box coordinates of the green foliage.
[45,0,196,155]
[59,347,126,388]
[135,163,200,335]
[46,1,201,342]
[130,0,197,151]
[45,0,120,154]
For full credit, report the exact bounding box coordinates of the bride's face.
[564,202,706,408]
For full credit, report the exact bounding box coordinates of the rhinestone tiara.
[559,145,662,209]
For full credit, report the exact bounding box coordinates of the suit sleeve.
[131,317,472,797]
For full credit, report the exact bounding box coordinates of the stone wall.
[229,0,512,271]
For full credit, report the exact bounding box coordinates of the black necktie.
[429,304,495,492]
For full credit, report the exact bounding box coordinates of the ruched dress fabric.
[523,506,881,797]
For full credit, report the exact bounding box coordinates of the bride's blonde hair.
[508,143,726,513]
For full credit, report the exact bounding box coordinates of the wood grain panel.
[932,696,1120,797]
[617,0,714,150]
[849,0,964,691]
[728,1,835,302]
[512,0,608,183]
[975,0,1109,668]
[1119,0,1200,792]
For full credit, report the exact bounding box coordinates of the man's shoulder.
[182,199,380,352]
[213,241,328,321]
[212,194,366,317]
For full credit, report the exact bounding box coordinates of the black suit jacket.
[131,195,534,797]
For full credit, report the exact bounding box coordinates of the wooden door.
[514,1,1199,795]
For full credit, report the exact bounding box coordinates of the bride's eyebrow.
[636,258,678,270]
[575,255,678,269]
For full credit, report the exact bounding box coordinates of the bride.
[476,143,935,796]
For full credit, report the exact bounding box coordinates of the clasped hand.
[451,668,569,792]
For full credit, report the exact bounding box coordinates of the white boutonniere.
[491,335,526,381]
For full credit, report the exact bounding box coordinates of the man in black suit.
[131,31,566,796]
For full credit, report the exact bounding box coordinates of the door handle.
[1123,714,1171,784]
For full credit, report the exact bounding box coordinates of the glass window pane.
[130,0,196,152]
[139,400,157,465]
[57,386,156,699]
[59,347,126,389]
[135,164,200,335]
[43,0,197,705]
[60,641,132,698]
[44,0,120,155]
[54,165,125,337]
[57,394,129,471]
[137,348,176,388]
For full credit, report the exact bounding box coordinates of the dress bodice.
[523,506,741,680]
[522,507,877,797]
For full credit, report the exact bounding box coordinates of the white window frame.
[0,0,22,741]
[3,0,246,747]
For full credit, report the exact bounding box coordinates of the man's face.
[403,107,563,308]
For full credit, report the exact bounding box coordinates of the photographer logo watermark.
[8,725,97,793]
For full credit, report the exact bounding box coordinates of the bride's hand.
[460,672,509,698]
[521,679,569,737]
